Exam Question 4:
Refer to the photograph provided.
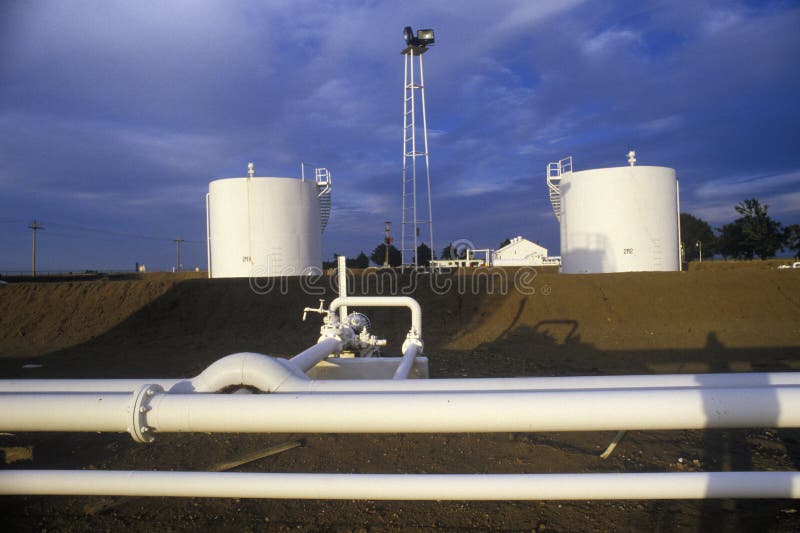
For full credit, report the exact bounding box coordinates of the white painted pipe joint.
[329,296,422,338]
[129,384,162,443]
[190,352,308,393]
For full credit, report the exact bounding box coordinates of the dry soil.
[1,264,800,531]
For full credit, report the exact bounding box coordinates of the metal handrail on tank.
[301,161,332,232]
[546,155,571,222]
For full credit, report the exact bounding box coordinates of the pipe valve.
[356,328,387,358]
[302,299,330,322]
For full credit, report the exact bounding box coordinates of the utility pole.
[28,220,44,277]
[174,238,184,272]
[384,221,393,267]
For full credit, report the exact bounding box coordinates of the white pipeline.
[146,386,800,433]
[3,386,800,434]
[284,372,800,392]
[0,393,132,432]
[393,343,420,380]
[288,338,343,373]
[5,368,800,394]
[1,470,798,500]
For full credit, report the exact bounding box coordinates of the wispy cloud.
[693,171,800,200]
[1,0,798,269]
[683,170,800,224]
[582,28,642,56]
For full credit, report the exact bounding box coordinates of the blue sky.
[1,0,799,271]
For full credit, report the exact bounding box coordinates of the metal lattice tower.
[401,41,435,268]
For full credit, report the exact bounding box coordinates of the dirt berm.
[1,266,800,531]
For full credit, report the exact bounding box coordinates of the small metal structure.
[431,248,490,269]
[400,26,436,268]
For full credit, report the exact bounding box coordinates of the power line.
[38,219,204,244]
[3,217,207,272]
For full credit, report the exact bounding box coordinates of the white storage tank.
[548,155,680,274]
[206,167,327,278]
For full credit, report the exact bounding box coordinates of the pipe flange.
[129,384,163,443]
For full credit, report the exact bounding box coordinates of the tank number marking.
[242,256,252,263]
[623,248,634,255]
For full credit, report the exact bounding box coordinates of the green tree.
[440,243,453,260]
[370,243,402,267]
[680,213,717,261]
[499,237,511,248]
[734,198,785,259]
[717,220,749,259]
[785,224,800,259]
[345,252,369,269]
[354,251,369,268]
[440,242,467,260]
[416,243,433,265]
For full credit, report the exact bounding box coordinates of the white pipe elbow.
[189,352,307,393]
[329,296,423,338]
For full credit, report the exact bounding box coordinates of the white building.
[492,236,549,266]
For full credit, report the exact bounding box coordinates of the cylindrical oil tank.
[560,166,680,274]
[207,177,321,278]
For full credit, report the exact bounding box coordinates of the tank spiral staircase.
[546,156,572,222]
[316,168,332,233]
